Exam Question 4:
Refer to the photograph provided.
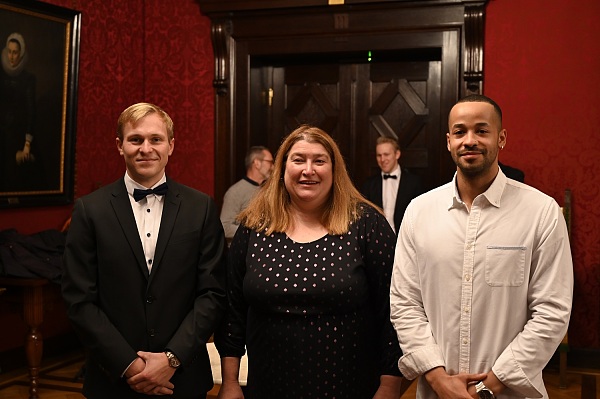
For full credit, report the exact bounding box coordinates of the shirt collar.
[124,172,167,201]
[448,167,507,210]
[243,176,261,186]
[381,165,401,179]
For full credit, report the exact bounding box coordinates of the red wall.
[0,0,215,236]
[485,0,600,348]
[1,0,598,351]
[0,0,214,352]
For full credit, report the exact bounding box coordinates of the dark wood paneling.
[197,0,488,206]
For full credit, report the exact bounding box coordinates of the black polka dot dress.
[215,205,402,399]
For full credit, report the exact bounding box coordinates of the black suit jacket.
[62,177,227,399]
[361,168,423,234]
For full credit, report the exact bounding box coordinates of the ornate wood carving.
[197,0,490,204]
[464,3,486,95]
[210,19,232,95]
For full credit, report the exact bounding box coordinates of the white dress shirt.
[124,172,166,273]
[382,165,401,231]
[390,169,573,398]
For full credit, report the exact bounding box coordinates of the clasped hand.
[126,351,176,395]
[426,367,487,399]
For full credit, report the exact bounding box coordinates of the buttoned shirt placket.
[125,173,166,275]
[140,195,161,273]
[382,167,401,231]
[458,196,482,373]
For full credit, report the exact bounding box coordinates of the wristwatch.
[164,351,181,369]
[475,381,496,399]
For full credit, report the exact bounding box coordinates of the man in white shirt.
[361,137,422,233]
[390,95,573,399]
[220,146,273,239]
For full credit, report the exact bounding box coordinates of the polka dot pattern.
[216,205,402,398]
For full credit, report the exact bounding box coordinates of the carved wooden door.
[197,0,489,205]
[250,51,455,190]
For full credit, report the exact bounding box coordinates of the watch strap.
[164,350,181,368]
[475,381,495,399]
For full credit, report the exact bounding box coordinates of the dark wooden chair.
[558,190,598,399]
[558,188,571,389]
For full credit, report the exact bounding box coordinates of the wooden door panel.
[202,2,488,206]
[276,63,355,179]
[285,83,340,133]
[369,79,429,152]
[358,61,442,190]
[282,64,341,135]
[254,54,447,192]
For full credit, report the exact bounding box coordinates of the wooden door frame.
[197,0,489,206]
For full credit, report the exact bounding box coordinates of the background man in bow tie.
[361,136,422,233]
[62,102,227,398]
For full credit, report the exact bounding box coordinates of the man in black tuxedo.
[62,103,226,398]
[361,137,423,234]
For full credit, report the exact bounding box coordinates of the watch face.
[166,351,181,368]
[476,382,495,399]
[479,391,493,399]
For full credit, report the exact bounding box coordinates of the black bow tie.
[383,174,397,180]
[133,182,168,202]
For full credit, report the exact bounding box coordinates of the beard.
[452,147,497,178]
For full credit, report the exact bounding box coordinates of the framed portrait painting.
[0,0,80,208]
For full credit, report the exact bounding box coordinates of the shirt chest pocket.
[485,245,526,287]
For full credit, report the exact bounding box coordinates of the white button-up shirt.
[382,165,401,231]
[390,169,573,399]
[124,172,166,273]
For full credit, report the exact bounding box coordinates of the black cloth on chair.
[0,228,65,283]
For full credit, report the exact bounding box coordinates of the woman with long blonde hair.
[215,125,403,399]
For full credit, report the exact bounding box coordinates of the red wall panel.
[143,0,215,190]
[485,0,600,348]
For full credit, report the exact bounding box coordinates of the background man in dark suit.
[361,137,422,233]
[499,161,525,182]
[62,103,226,398]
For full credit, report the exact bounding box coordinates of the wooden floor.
[0,351,595,398]
[0,351,86,399]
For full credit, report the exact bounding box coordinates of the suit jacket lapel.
[394,171,414,232]
[110,180,149,278]
[395,173,410,209]
[373,175,384,207]
[150,180,181,282]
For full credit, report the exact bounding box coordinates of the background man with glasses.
[220,145,274,239]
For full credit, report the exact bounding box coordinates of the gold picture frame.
[0,0,80,207]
